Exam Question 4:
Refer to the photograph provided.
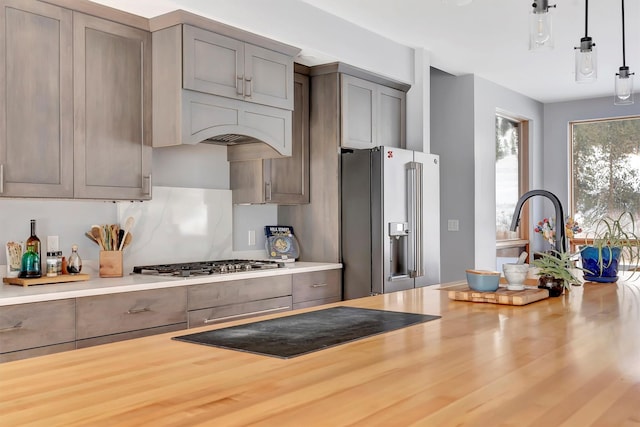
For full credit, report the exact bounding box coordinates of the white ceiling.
[90,0,640,104]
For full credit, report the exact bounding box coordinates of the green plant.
[532,250,584,290]
[583,211,640,275]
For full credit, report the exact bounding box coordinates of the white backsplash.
[116,187,233,269]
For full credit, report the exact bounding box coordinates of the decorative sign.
[264,225,299,261]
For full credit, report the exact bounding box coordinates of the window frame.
[495,112,530,243]
[569,115,640,250]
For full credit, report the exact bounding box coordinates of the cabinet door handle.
[236,75,244,95]
[311,283,328,288]
[126,307,151,314]
[0,321,23,333]
[265,181,272,201]
[245,76,252,97]
[0,164,4,194]
[142,175,152,196]
[203,306,290,324]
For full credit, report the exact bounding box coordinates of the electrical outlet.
[447,219,459,232]
[248,230,256,246]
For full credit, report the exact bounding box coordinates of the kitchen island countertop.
[1,280,638,426]
[0,262,342,306]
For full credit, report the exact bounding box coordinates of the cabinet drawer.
[0,299,75,353]
[293,296,341,311]
[188,296,292,328]
[187,275,292,311]
[0,342,76,363]
[292,269,342,304]
[76,287,187,339]
[77,323,186,349]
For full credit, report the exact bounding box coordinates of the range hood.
[153,89,292,158]
[150,14,298,158]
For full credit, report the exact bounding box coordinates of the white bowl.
[502,263,529,291]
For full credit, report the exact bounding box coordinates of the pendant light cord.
[584,0,588,38]
[622,0,626,67]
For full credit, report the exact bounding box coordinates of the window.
[496,113,529,267]
[496,114,529,240]
[571,116,640,234]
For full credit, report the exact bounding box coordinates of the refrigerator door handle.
[407,161,424,278]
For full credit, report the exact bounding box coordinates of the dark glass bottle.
[19,219,41,278]
[67,244,82,275]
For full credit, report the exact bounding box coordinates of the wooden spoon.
[85,232,101,247]
[119,217,134,251]
[122,232,132,249]
[91,226,105,250]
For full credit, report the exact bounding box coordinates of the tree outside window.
[571,117,640,233]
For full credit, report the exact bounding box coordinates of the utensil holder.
[99,251,123,278]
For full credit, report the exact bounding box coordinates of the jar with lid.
[46,252,58,277]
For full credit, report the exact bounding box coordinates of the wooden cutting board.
[3,274,90,287]
[448,285,549,306]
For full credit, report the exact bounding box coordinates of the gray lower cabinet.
[0,1,151,200]
[187,275,293,328]
[292,269,342,310]
[229,68,310,204]
[76,288,187,347]
[0,299,76,362]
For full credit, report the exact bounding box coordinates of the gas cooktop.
[132,259,284,277]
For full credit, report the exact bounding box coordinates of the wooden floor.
[1,280,639,426]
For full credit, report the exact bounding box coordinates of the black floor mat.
[173,306,440,359]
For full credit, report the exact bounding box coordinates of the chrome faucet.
[509,189,567,253]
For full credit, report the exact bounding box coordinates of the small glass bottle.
[67,245,82,275]
[46,252,58,277]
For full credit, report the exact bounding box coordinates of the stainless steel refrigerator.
[341,146,440,299]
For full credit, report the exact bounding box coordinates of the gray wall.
[431,69,475,283]
[431,68,544,282]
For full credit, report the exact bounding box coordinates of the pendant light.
[529,0,556,51]
[615,0,634,105]
[575,0,596,83]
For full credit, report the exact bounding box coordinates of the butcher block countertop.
[1,280,639,426]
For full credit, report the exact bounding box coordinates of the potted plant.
[580,212,640,283]
[532,250,584,297]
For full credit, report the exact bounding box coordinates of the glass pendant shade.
[529,6,553,50]
[615,67,634,105]
[575,38,597,83]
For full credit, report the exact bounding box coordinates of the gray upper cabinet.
[0,1,151,200]
[229,68,310,204]
[341,74,407,149]
[278,62,409,262]
[183,24,293,110]
[73,13,152,200]
[0,0,74,198]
